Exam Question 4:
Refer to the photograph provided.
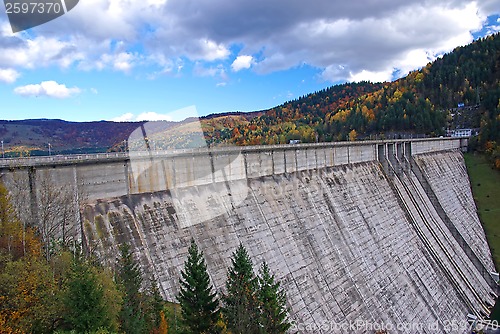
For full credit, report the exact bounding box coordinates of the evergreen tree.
[146,276,165,333]
[177,239,221,334]
[222,244,260,334]
[63,258,108,333]
[257,262,291,334]
[116,243,146,334]
[97,267,123,333]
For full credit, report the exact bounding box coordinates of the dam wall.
[0,138,463,202]
[412,151,494,272]
[80,150,495,333]
[127,140,379,193]
[1,136,496,333]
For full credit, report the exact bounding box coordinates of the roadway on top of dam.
[0,137,466,169]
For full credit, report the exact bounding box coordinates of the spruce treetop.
[178,238,221,334]
[223,243,260,334]
[258,261,291,334]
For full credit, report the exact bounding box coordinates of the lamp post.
[48,143,51,156]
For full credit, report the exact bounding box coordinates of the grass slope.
[464,153,500,268]
[464,152,500,320]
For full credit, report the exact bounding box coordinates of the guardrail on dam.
[0,137,468,201]
[3,136,498,333]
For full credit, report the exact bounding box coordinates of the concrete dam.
[0,137,497,333]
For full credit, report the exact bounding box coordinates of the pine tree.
[222,244,260,334]
[146,276,165,333]
[116,243,146,334]
[177,239,221,334]
[257,262,291,334]
[63,258,108,333]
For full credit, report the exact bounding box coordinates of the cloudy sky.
[0,0,499,122]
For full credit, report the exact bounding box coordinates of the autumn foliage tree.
[0,182,56,334]
[348,129,357,141]
[0,182,41,259]
[0,255,60,333]
[0,181,168,334]
[158,311,168,334]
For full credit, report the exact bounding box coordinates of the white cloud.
[0,36,82,69]
[14,81,81,98]
[111,106,199,123]
[111,112,135,122]
[195,39,230,61]
[319,65,347,83]
[193,63,228,81]
[309,2,487,82]
[136,112,173,121]
[396,49,435,75]
[111,112,174,122]
[0,68,20,83]
[487,19,500,34]
[231,55,254,72]
[111,52,135,72]
[349,69,393,83]
[82,52,137,73]
[145,55,185,79]
[0,0,498,83]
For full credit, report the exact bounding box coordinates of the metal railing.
[0,137,464,169]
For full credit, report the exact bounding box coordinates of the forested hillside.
[202,33,499,148]
[199,33,499,167]
[0,119,144,156]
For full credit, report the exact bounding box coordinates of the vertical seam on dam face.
[0,138,496,333]
[124,160,130,196]
[385,158,482,316]
[28,166,38,228]
[209,151,216,184]
[410,155,497,291]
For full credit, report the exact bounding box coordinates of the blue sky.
[0,0,499,122]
